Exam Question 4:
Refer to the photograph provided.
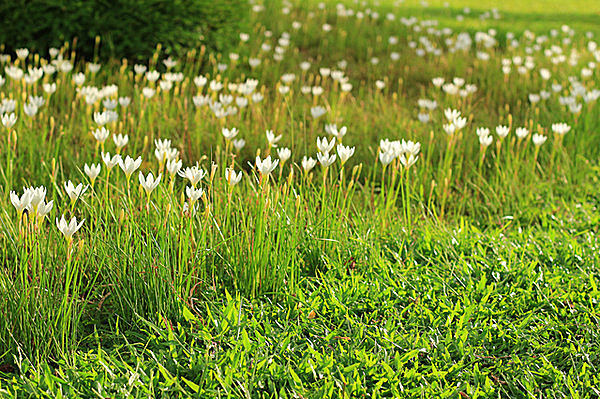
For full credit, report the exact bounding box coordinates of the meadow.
[0,0,599,397]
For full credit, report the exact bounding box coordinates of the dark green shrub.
[0,0,248,62]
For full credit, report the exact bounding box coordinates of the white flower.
[146,70,160,82]
[379,139,394,154]
[186,186,205,202]
[222,127,239,140]
[319,68,331,77]
[36,200,53,218]
[249,58,261,68]
[73,72,85,86]
[551,123,571,135]
[93,127,110,143]
[209,80,223,91]
[442,83,458,95]
[192,95,210,107]
[277,147,292,163]
[266,130,282,147]
[56,215,84,241]
[236,97,248,108]
[341,82,353,92]
[26,186,46,210]
[379,150,395,166]
[57,59,75,73]
[316,137,336,153]
[375,80,386,90]
[444,108,461,122]
[134,65,147,74]
[479,134,493,147]
[532,133,547,146]
[317,152,336,168]
[399,153,418,168]
[5,66,23,80]
[454,117,467,130]
[336,144,355,164]
[166,158,182,177]
[84,163,102,183]
[103,99,118,110]
[496,125,510,138]
[93,111,111,126]
[194,76,207,87]
[142,87,155,98]
[113,134,129,149]
[401,140,421,156]
[23,103,38,117]
[64,181,88,202]
[10,190,31,214]
[163,57,177,69]
[43,82,57,94]
[159,80,172,91]
[2,112,17,128]
[102,152,121,170]
[1,99,16,114]
[118,155,142,179]
[16,48,29,59]
[154,139,172,153]
[515,127,529,139]
[43,64,56,75]
[529,93,540,104]
[443,123,456,135]
[119,97,131,107]
[225,168,243,186]
[476,127,490,137]
[310,106,327,119]
[255,155,279,175]
[301,156,317,173]
[325,124,347,139]
[453,77,465,87]
[540,68,551,80]
[300,61,311,71]
[138,172,161,195]
[88,63,101,73]
[178,165,207,186]
[233,139,246,151]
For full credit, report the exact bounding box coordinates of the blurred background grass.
[321,0,600,36]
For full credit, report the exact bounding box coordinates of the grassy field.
[1,0,599,397]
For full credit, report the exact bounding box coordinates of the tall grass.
[0,0,598,366]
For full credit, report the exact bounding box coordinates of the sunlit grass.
[0,0,599,396]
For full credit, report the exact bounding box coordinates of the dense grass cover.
[0,0,599,397]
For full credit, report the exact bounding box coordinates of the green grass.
[3,209,599,397]
[1,0,599,396]
[401,0,599,15]
[328,0,600,40]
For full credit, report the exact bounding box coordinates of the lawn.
[0,0,599,397]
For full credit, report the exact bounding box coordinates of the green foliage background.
[0,0,248,61]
